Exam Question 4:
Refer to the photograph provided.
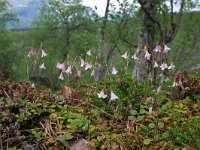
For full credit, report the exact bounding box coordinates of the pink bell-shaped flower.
[111,66,118,75]
[65,66,72,74]
[97,89,107,99]
[122,51,128,59]
[41,49,47,57]
[157,86,162,94]
[58,72,64,80]
[110,91,118,101]
[39,63,46,69]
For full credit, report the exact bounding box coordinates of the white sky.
[82,0,121,16]
[9,0,122,16]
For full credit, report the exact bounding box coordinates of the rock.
[69,139,96,150]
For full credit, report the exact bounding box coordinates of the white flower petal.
[111,66,118,75]
[122,51,128,59]
[41,49,47,57]
[58,72,64,80]
[97,90,107,99]
[39,63,46,69]
[110,91,118,101]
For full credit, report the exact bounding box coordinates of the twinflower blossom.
[86,50,92,56]
[27,49,36,58]
[157,86,162,94]
[145,51,151,60]
[172,81,178,87]
[122,51,128,59]
[168,63,175,70]
[164,44,170,53]
[80,59,85,68]
[85,62,92,70]
[41,49,47,57]
[65,66,72,74]
[56,62,65,72]
[31,83,35,89]
[91,69,95,77]
[160,63,168,70]
[111,66,118,75]
[110,91,118,101]
[97,89,107,98]
[149,107,153,115]
[132,54,138,60]
[77,70,82,77]
[154,61,159,68]
[39,63,46,69]
[58,72,64,80]
[153,44,162,52]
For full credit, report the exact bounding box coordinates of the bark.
[132,0,157,82]
[132,0,185,83]
[94,0,110,81]
[94,0,131,81]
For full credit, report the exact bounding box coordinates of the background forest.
[0,0,199,88]
[0,0,200,149]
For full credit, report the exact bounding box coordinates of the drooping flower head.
[91,69,95,77]
[39,63,46,69]
[56,62,65,72]
[153,43,162,52]
[145,51,151,60]
[157,86,162,94]
[111,66,118,75]
[80,59,85,68]
[160,63,168,70]
[85,62,92,70]
[58,72,64,80]
[31,83,36,89]
[110,91,119,101]
[27,49,36,58]
[77,70,82,77]
[41,49,47,57]
[163,44,171,53]
[86,50,92,56]
[65,66,72,74]
[168,63,175,70]
[153,60,159,68]
[172,81,178,87]
[122,51,128,59]
[97,89,107,99]
[149,106,153,115]
[132,54,138,60]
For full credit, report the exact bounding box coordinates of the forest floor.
[0,71,200,150]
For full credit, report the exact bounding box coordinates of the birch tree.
[95,0,135,81]
[132,0,185,82]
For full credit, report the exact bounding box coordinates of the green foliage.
[170,116,200,148]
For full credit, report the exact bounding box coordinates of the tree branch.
[138,0,164,41]
[165,0,185,44]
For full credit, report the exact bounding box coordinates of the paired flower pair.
[28,49,48,69]
[28,49,47,58]
[97,89,119,102]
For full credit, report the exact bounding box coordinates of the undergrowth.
[0,71,199,149]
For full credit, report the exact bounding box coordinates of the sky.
[8,0,122,16]
[82,0,121,16]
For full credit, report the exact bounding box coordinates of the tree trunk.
[94,0,110,81]
[132,0,157,82]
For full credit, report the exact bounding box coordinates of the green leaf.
[130,110,137,115]
[143,139,151,145]
[162,131,169,139]
[128,116,136,120]
[139,109,146,114]
[57,133,73,142]
[148,123,155,129]
[158,122,164,128]
[137,115,144,121]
